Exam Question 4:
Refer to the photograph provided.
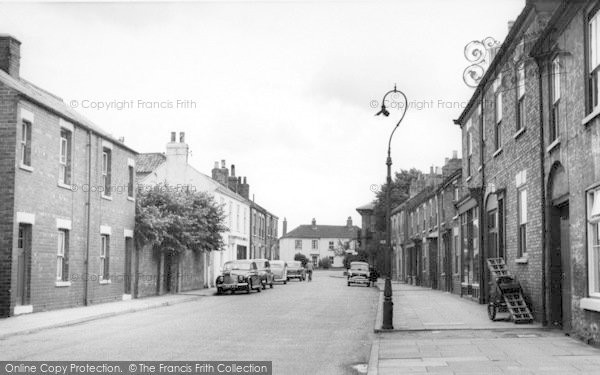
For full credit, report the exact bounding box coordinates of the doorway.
[443,231,452,292]
[549,203,571,330]
[124,237,133,295]
[16,224,32,306]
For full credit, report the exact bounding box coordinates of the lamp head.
[375,105,390,117]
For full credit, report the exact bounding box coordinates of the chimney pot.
[171,132,176,142]
[243,176,247,184]
[452,150,458,159]
[214,161,219,169]
[179,132,185,143]
[221,160,226,168]
[231,164,235,177]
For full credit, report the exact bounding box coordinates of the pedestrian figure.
[369,266,379,287]
[305,261,314,282]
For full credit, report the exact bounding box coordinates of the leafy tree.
[135,183,227,254]
[373,168,421,231]
[294,252,309,267]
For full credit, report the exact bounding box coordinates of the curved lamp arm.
[376,85,408,156]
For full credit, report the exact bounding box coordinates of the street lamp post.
[375,85,408,330]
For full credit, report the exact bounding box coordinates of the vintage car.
[253,258,274,289]
[270,260,288,284]
[347,261,370,287]
[286,260,306,281]
[216,260,262,294]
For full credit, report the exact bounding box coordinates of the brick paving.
[369,283,600,374]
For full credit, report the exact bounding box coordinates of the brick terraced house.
[530,0,600,341]
[0,35,137,317]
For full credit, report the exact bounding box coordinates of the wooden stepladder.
[486,258,533,324]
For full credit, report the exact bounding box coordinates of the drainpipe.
[84,130,92,305]
[536,57,548,326]
[479,94,486,304]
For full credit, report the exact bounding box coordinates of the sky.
[0,0,525,233]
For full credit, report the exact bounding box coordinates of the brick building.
[0,35,137,317]
[249,202,279,260]
[453,1,560,313]
[529,0,600,341]
[211,162,278,260]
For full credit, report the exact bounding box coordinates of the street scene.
[1,0,600,374]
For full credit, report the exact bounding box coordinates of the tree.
[294,253,309,267]
[373,168,421,232]
[135,183,227,254]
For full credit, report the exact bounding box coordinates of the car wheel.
[347,282,351,286]
[246,281,251,294]
[217,287,223,295]
[270,282,274,289]
[284,280,287,284]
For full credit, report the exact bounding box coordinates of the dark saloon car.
[253,258,274,289]
[347,261,370,287]
[216,260,262,294]
[286,261,306,281]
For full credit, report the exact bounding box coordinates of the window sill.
[580,297,600,312]
[19,164,34,172]
[513,127,526,140]
[493,148,503,158]
[127,196,135,202]
[582,107,600,127]
[55,281,71,287]
[101,194,113,201]
[57,181,73,191]
[477,166,482,172]
[99,279,111,285]
[546,138,561,154]
[465,176,472,182]
[515,256,528,264]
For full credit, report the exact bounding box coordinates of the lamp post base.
[382,277,394,330]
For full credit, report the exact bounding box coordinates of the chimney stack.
[231,164,235,177]
[311,218,317,229]
[239,176,250,199]
[282,218,287,236]
[179,132,185,143]
[166,131,189,166]
[508,20,515,32]
[0,35,20,78]
[346,216,353,228]
[221,160,226,169]
[452,150,458,159]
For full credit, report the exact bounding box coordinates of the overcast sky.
[0,0,524,232]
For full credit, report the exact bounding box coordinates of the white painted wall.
[279,236,357,267]
[139,141,250,287]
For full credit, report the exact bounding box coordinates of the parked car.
[216,260,262,294]
[270,260,288,284]
[253,258,274,289]
[287,261,306,281]
[347,261,370,287]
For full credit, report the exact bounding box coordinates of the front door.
[124,237,133,295]
[236,245,247,260]
[443,232,452,292]
[16,224,32,306]
[549,204,571,330]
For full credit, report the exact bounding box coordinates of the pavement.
[0,288,215,339]
[368,281,600,375]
